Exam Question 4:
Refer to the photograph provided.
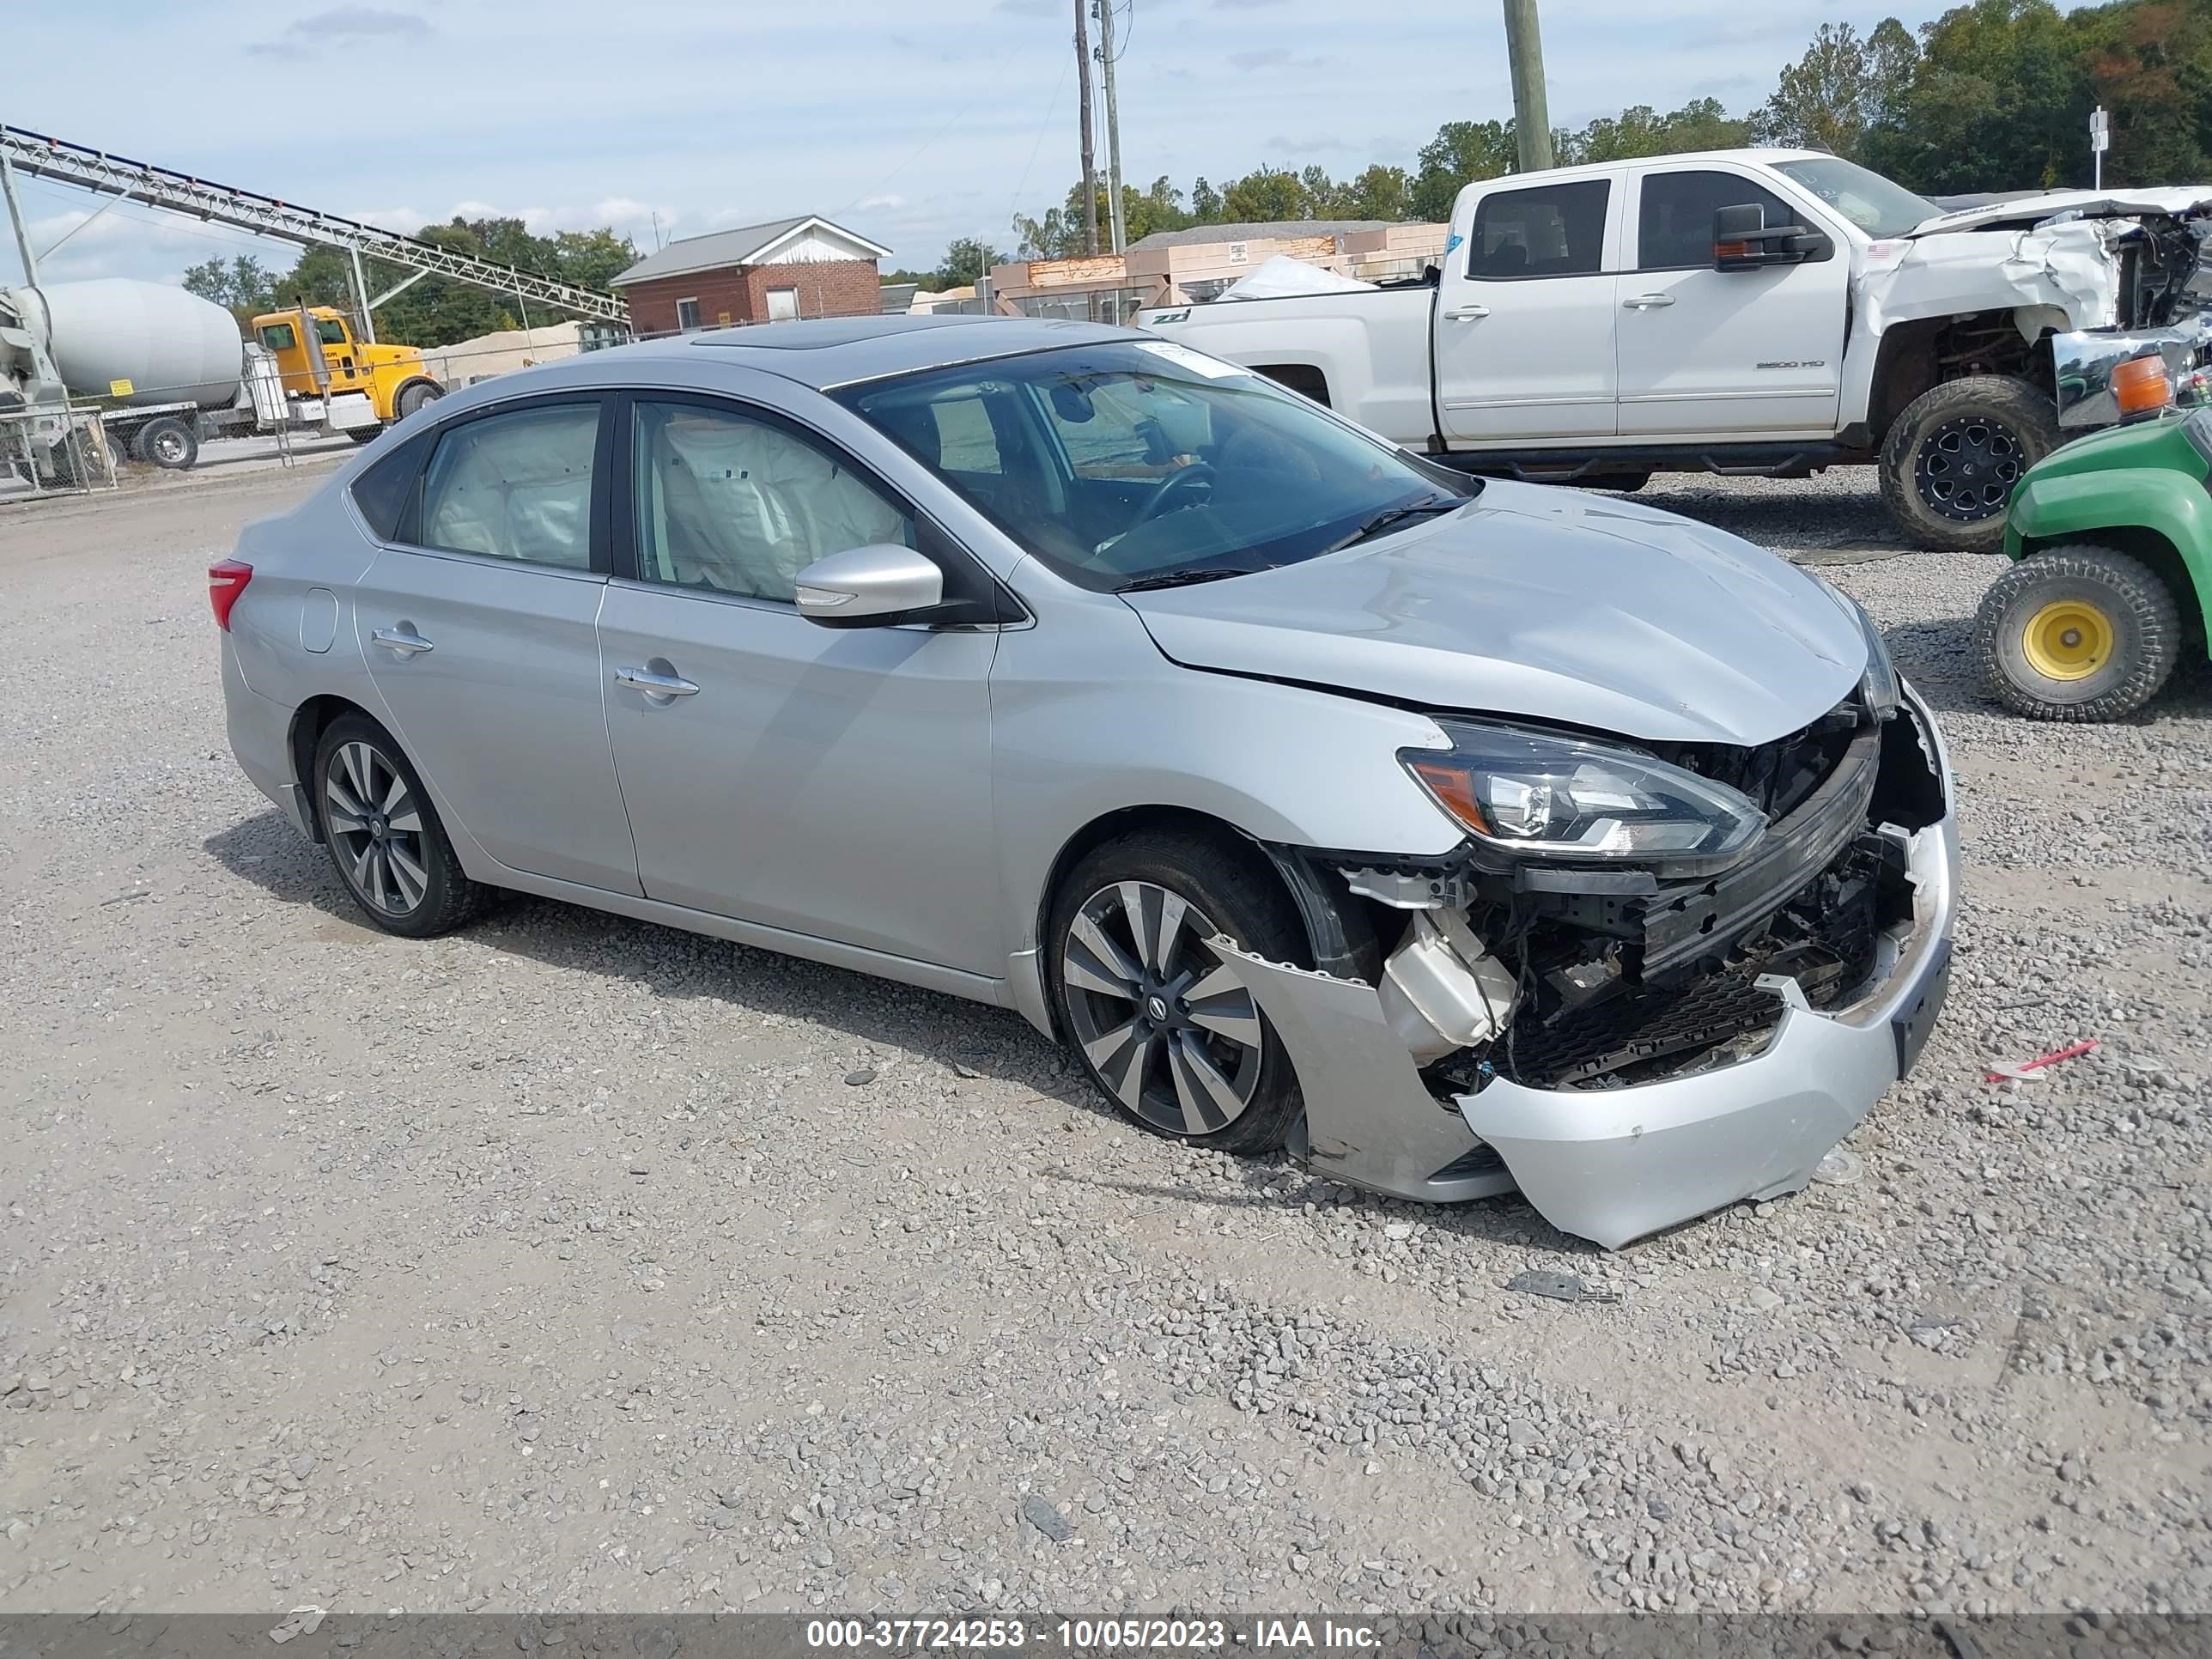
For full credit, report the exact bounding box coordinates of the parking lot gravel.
[2,464,2209,1621]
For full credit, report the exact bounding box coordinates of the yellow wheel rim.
[2021,599,2115,681]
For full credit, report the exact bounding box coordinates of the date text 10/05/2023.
[803,1620,1383,1651]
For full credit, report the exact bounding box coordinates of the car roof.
[1478,146,1827,188]
[519,313,1132,395]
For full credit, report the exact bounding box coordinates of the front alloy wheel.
[1048,833,1308,1154]
[1060,880,1265,1136]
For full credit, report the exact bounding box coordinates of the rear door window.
[1468,179,1610,280]
[413,401,603,569]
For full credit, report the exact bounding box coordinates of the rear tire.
[1048,831,1309,1156]
[1973,544,2180,720]
[312,714,485,937]
[1879,374,2060,553]
[137,416,198,470]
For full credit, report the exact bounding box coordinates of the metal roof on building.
[610,216,893,288]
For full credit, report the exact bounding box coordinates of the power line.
[1009,48,1073,238]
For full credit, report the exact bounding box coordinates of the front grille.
[1493,830,1888,1089]
[1658,696,1861,821]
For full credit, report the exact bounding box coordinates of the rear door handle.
[370,626,434,657]
[614,665,701,701]
[1622,293,1677,310]
[1440,305,1491,321]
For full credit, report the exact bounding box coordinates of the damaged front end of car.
[1217,672,1959,1251]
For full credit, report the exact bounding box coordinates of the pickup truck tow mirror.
[1712,204,1830,270]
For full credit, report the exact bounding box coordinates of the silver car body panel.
[1122,483,1864,747]
[218,316,1962,1251]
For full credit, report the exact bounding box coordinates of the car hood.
[1121,481,1867,747]
[1907,185,2212,236]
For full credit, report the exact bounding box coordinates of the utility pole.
[1076,0,1099,256]
[1,145,38,287]
[1502,0,1554,173]
[1095,0,1127,254]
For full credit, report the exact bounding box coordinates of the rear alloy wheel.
[1048,834,1306,1154]
[1973,544,2181,721]
[1879,374,2060,552]
[313,714,484,936]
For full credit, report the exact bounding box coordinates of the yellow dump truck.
[250,307,444,442]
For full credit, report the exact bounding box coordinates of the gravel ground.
[2,465,2209,1620]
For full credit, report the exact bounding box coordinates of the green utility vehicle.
[1975,397,2212,721]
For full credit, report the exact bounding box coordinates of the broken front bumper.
[1220,685,1960,1251]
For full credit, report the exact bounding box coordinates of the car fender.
[988,596,1464,968]
[2003,464,2212,637]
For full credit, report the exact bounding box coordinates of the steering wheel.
[1132,463,1216,528]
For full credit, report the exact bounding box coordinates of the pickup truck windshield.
[1770,157,1937,239]
[837,340,1474,592]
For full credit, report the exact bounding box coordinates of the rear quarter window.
[349,430,433,542]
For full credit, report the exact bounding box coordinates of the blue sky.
[4,0,1942,288]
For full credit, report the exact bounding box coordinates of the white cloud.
[856,193,908,212]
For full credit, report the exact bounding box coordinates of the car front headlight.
[1815,574,1898,715]
[1401,723,1767,861]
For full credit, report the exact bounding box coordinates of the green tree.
[936,236,1005,288]
[1861,0,2087,192]
[1219,167,1309,222]
[1567,98,1753,164]
[1340,164,1413,221]
[181,254,279,327]
[1189,177,1224,222]
[1751,20,1921,158]
[2077,0,2212,185]
[1409,119,1516,221]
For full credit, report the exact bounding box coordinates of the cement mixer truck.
[1,277,444,485]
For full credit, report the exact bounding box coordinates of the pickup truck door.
[1614,165,1850,437]
[1433,175,1620,442]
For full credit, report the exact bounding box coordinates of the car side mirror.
[794,544,945,629]
[1713,204,1828,270]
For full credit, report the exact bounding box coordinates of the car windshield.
[1771,156,1937,239]
[836,339,1475,592]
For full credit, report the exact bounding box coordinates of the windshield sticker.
[1137,341,1250,380]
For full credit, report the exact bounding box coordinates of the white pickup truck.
[1141,148,2212,551]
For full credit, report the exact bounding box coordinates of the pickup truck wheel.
[1880,375,2059,552]
[1973,544,2180,720]
[1048,832,1306,1156]
[136,416,198,470]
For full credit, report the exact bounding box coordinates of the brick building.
[610,216,891,336]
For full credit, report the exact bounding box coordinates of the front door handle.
[1440,304,1492,321]
[370,626,434,657]
[614,665,701,702]
[1622,293,1677,310]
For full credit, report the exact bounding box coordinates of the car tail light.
[208,559,253,630]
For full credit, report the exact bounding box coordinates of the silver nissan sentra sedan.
[216,314,1957,1249]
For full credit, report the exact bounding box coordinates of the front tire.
[395,379,444,421]
[313,714,485,936]
[1048,832,1307,1155]
[1973,544,2181,720]
[1879,374,2060,553]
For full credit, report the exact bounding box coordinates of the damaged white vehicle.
[1140,149,2212,552]
[217,317,1957,1250]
